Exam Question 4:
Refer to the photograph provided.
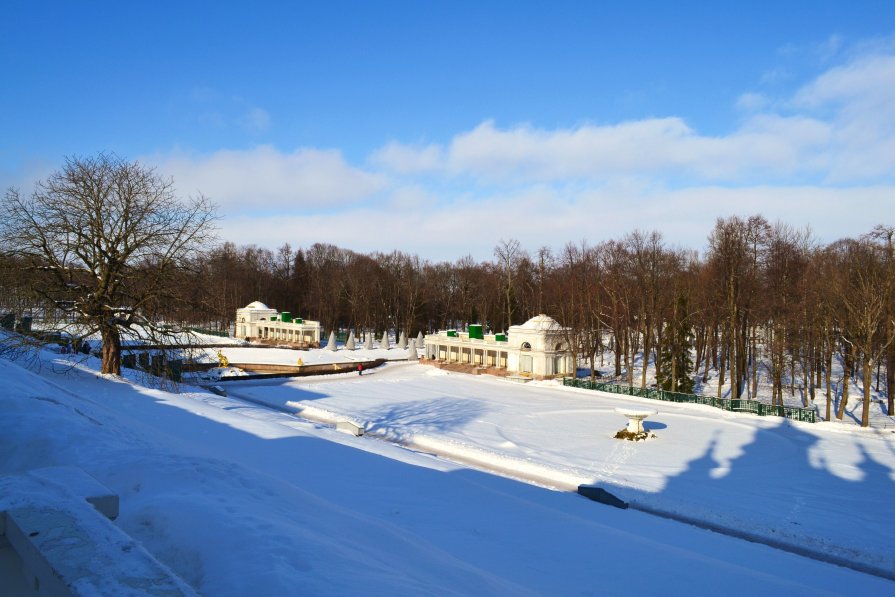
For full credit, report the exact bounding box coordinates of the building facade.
[423,314,573,379]
[234,301,321,346]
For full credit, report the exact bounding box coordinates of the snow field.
[229,360,895,577]
[1,349,893,594]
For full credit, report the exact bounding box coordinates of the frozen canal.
[227,360,895,577]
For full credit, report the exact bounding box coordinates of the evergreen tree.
[658,294,695,394]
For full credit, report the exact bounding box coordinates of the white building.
[423,314,573,379]
[234,301,321,347]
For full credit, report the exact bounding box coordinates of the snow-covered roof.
[515,314,561,331]
[243,301,271,310]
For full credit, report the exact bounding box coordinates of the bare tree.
[867,225,894,416]
[0,154,217,375]
[832,239,893,426]
[708,215,769,399]
[598,240,637,383]
[762,223,810,406]
[494,238,525,332]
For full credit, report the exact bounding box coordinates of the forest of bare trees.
[2,213,892,426]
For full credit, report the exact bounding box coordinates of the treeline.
[2,215,892,426]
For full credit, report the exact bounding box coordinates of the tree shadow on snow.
[611,417,895,573]
[366,398,487,436]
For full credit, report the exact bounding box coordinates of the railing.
[187,327,229,338]
[562,378,817,423]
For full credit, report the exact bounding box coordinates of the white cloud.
[792,53,895,181]
[370,141,444,174]
[218,182,895,262]
[793,54,895,108]
[375,115,832,183]
[447,118,695,180]
[369,47,895,187]
[151,146,388,212]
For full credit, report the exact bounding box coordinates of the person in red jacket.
[357,363,363,376]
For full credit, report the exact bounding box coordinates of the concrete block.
[335,421,365,436]
[0,467,118,538]
[0,467,196,596]
[29,467,119,520]
[6,505,197,596]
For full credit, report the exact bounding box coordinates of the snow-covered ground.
[208,340,895,426]
[228,360,895,576]
[2,346,894,595]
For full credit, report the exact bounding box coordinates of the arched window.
[521,342,532,351]
[555,343,564,351]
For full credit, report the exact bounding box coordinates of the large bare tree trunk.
[807,343,815,403]
[862,357,873,427]
[640,322,650,389]
[728,304,739,399]
[837,345,853,420]
[703,326,714,384]
[750,331,759,399]
[803,349,811,407]
[614,332,622,377]
[888,341,895,417]
[717,343,726,398]
[825,343,833,422]
[789,352,796,397]
[101,326,122,376]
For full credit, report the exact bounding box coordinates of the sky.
[2,1,895,261]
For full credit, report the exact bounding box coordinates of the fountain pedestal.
[614,407,657,440]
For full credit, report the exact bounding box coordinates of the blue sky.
[3,1,895,260]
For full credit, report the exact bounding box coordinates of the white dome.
[244,301,270,310]
[518,314,560,331]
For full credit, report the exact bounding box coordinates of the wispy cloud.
[735,92,769,112]
[151,146,388,213]
[188,87,272,136]
[241,108,271,134]
[792,52,895,181]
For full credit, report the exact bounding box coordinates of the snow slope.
[1,351,893,595]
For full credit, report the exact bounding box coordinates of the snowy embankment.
[1,349,893,594]
[194,343,412,366]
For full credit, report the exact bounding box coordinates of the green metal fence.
[562,378,817,423]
